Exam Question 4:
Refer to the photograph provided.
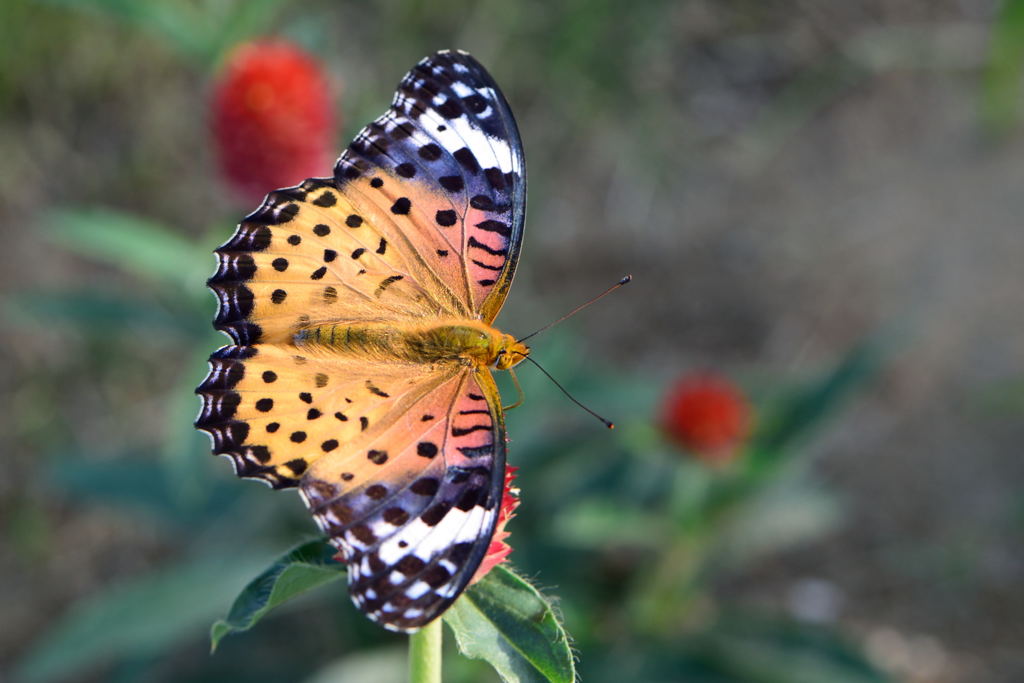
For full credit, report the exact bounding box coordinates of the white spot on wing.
[375,503,493,575]
[451,81,474,98]
[407,581,431,599]
[445,116,513,173]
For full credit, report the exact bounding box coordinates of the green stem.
[409,619,442,683]
[630,464,714,633]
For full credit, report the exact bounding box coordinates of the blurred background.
[2,0,1022,681]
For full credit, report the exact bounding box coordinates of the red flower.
[660,372,751,463]
[210,40,336,203]
[471,466,520,584]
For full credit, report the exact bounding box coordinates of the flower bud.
[471,466,520,584]
[210,40,336,203]
[660,372,750,463]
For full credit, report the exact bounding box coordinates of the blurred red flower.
[210,40,336,203]
[660,372,751,463]
[471,466,520,584]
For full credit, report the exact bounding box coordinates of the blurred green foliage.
[983,0,1024,133]
[35,0,284,67]
[9,200,890,682]
[11,0,1023,680]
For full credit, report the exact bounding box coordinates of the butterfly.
[195,49,527,632]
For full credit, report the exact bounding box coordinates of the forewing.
[208,176,469,347]
[335,49,526,323]
[300,367,506,631]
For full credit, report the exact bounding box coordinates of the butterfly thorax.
[295,319,528,370]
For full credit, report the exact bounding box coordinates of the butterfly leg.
[502,368,525,411]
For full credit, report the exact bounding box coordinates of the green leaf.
[44,208,208,289]
[3,289,205,343]
[210,540,343,651]
[713,482,842,566]
[16,551,270,683]
[203,0,288,66]
[594,613,893,683]
[698,338,885,541]
[683,613,895,683]
[751,338,885,464]
[551,498,663,548]
[37,0,287,65]
[46,454,240,527]
[37,0,204,56]
[982,0,1024,134]
[443,565,574,683]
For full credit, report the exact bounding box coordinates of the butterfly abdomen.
[295,319,522,368]
[295,322,404,357]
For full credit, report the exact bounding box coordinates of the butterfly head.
[494,336,530,371]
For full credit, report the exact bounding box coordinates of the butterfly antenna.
[523,355,615,429]
[517,275,632,344]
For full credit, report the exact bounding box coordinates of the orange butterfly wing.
[338,49,525,323]
[197,50,525,631]
[303,368,506,630]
